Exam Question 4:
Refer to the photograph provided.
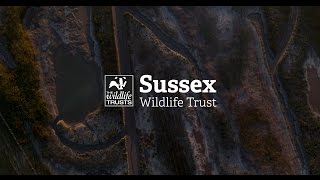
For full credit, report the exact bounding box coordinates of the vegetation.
[92,6,122,115]
[0,6,51,174]
[0,6,50,140]
[137,129,153,175]
[84,139,128,174]
[236,107,290,174]
[214,110,234,151]
[263,6,290,54]
[152,107,195,175]
[218,55,245,90]
[92,6,118,75]
[42,137,128,175]
[218,28,249,90]
[279,41,320,174]
[198,12,218,46]
[301,6,320,56]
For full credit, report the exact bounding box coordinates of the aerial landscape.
[0,6,320,175]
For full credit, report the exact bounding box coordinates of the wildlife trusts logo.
[104,74,217,108]
[104,75,134,107]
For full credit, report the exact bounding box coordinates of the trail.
[121,6,238,174]
[112,6,139,175]
[248,6,308,174]
[51,117,126,152]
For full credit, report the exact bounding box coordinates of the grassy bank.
[0,6,50,139]
[301,7,320,55]
[92,6,118,75]
[0,6,51,174]
[217,27,249,90]
[279,45,320,174]
[263,6,290,54]
[236,107,290,174]
[92,6,122,115]
[275,11,320,173]
[152,107,195,175]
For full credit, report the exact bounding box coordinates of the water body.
[54,46,102,123]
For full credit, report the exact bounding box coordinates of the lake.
[54,46,102,123]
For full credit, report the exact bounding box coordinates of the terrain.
[0,6,320,175]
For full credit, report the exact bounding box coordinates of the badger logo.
[109,77,127,90]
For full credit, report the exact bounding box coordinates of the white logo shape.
[109,77,127,90]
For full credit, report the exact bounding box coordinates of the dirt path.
[247,7,308,174]
[273,7,300,75]
[52,116,126,152]
[120,6,245,174]
[127,7,201,73]
[112,6,139,175]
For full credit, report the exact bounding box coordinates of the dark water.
[54,46,102,123]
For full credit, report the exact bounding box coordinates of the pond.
[54,46,102,123]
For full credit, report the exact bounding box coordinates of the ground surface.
[0,6,320,175]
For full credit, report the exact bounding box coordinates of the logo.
[109,76,127,90]
[105,75,134,107]
[104,74,217,108]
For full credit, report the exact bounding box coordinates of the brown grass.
[152,107,195,175]
[279,42,320,174]
[236,107,290,174]
[263,6,290,53]
[1,6,50,140]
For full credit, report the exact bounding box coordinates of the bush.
[1,6,50,139]
[92,6,121,114]
[263,6,290,53]
[236,107,290,173]
[152,107,195,175]
[279,44,320,174]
